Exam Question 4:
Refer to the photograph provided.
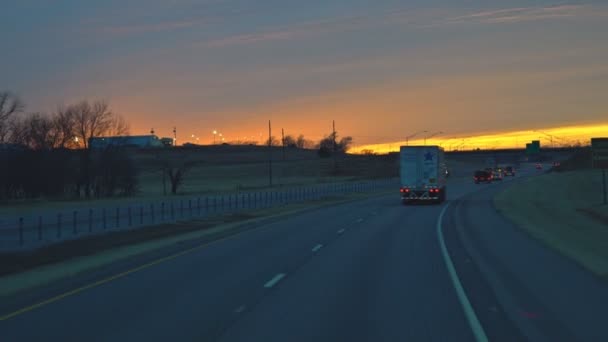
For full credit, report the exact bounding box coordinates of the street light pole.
[268,120,273,187]
[406,130,427,146]
[424,131,444,145]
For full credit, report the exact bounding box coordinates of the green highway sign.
[592,138,608,169]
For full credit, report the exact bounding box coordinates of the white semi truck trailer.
[399,145,447,204]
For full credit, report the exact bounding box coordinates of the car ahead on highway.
[535,163,543,170]
[504,166,515,176]
[492,169,503,181]
[474,170,492,184]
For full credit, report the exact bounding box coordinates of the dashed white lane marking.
[356,218,364,223]
[234,305,246,313]
[264,273,286,288]
[311,244,323,252]
[337,228,345,234]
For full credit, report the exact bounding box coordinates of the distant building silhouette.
[159,137,174,147]
[89,135,163,149]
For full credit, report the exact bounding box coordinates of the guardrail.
[0,178,397,252]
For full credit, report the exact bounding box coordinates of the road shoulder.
[494,169,608,279]
[449,181,608,341]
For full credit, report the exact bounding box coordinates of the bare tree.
[6,117,29,145]
[317,133,353,155]
[296,134,314,149]
[360,149,376,155]
[0,91,24,122]
[283,134,297,147]
[53,106,78,148]
[70,100,120,148]
[53,100,131,198]
[338,136,353,152]
[22,113,61,150]
[163,161,191,195]
[108,114,130,136]
[265,136,280,146]
[0,92,25,143]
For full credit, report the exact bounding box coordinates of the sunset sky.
[3,0,608,151]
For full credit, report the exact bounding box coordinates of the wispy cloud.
[102,19,203,35]
[448,5,587,24]
[205,14,374,47]
[96,0,249,36]
[203,8,430,47]
[202,4,607,48]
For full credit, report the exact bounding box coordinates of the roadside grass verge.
[494,169,608,280]
[0,190,392,298]
[0,155,398,216]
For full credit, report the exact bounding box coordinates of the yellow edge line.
[0,237,221,321]
[0,189,394,321]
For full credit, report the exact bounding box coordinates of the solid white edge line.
[312,244,323,252]
[436,203,489,342]
[264,273,286,288]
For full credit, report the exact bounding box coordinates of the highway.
[2,165,608,341]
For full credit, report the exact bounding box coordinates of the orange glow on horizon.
[350,123,608,154]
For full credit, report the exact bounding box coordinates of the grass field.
[495,169,608,279]
[0,144,489,216]
[0,146,398,216]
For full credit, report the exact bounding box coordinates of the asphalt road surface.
[2,164,607,341]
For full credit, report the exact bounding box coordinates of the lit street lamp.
[212,130,218,144]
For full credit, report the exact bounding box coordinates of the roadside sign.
[591,138,608,205]
[525,140,540,155]
[591,138,608,169]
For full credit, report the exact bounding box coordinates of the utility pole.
[282,128,286,161]
[162,168,167,195]
[332,120,337,174]
[268,120,273,187]
[603,169,607,205]
[173,127,177,146]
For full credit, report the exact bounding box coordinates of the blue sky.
[2,0,608,145]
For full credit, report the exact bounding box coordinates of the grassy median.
[494,169,608,279]
[0,190,393,298]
